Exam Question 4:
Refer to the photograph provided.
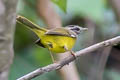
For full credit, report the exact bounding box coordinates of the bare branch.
[17,36,120,80]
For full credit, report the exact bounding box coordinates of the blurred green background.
[9,0,120,80]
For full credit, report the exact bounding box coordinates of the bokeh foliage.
[9,0,120,80]
[51,0,67,13]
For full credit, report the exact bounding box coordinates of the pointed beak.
[81,28,88,31]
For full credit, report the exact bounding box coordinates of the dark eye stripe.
[71,27,80,31]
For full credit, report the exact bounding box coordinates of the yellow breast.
[41,35,76,53]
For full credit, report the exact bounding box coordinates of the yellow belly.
[41,35,76,53]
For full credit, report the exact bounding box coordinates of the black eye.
[71,27,80,31]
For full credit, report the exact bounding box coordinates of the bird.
[16,15,87,62]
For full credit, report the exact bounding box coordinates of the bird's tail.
[16,15,47,37]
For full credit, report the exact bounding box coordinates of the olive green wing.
[45,28,77,38]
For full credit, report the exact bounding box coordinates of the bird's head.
[65,25,88,34]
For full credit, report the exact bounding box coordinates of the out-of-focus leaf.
[67,0,105,22]
[51,0,67,13]
[17,0,45,26]
[9,54,61,80]
[29,46,52,66]
[104,69,120,80]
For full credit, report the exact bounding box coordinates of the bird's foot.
[70,51,76,59]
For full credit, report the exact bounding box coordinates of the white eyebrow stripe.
[70,34,76,38]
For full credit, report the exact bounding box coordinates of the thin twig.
[17,36,120,80]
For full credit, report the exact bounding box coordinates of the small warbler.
[16,15,87,62]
